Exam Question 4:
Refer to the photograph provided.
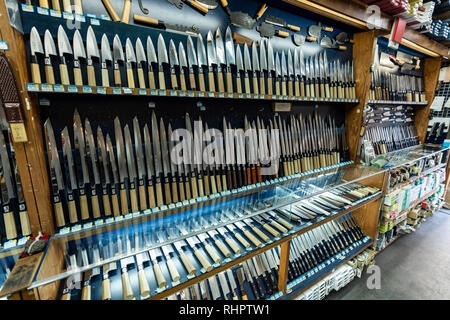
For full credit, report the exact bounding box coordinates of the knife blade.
[259,39,267,95]
[43,29,57,85]
[274,52,281,96]
[105,134,121,217]
[60,127,79,223]
[224,27,235,93]
[197,33,207,92]
[96,127,112,217]
[287,49,294,96]
[206,30,217,92]
[124,38,137,88]
[100,34,112,87]
[185,113,199,198]
[114,117,130,214]
[178,41,188,91]
[143,125,156,208]
[159,117,172,205]
[73,29,86,86]
[243,43,252,95]
[30,27,44,84]
[186,36,198,91]
[168,39,179,90]
[167,123,179,204]
[157,34,169,90]
[86,26,99,87]
[146,36,157,90]
[84,118,102,219]
[57,25,72,85]
[235,45,243,94]
[293,48,300,97]
[113,35,124,87]
[215,28,226,93]
[135,37,147,89]
[133,117,147,211]
[251,41,260,95]
[151,112,164,207]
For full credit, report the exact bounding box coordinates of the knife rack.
[0,0,448,301]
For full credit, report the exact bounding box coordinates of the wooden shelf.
[387,163,446,193]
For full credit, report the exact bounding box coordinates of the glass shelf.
[383,145,448,169]
[0,246,24,291]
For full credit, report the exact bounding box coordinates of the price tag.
[75,14,86,22]
[227,93,233,98]
[151,207,160,213]
[83,222,93,229]
[71,224,82,232]
[94,219,104,226]
[238,93,244,99]
[18,236,30,246]
[112,88,122,95]
[59,227,70,235]
[178,90,186,97]
[41,84,53,92]
[132,212,140,217]
[218,92,225,98]
[49,9,61,18]
[158,89,167,96]
[175,202,183,207]
[189,199,196,204]
[4,239,17,249]
[182,200,189,206]
[246,93,252,99]
[67,85,79,93]
[62,12,74,20]
[97,87,107,95]
[21,4,34,12]
[115,215,124,221]
[170,90,178,96]
[105,217,114,224]
[160,205,168,211]
[208,92,215,98]
[150,89,158,95]
[90,18,100,26]
[53,85,65,93]
[123,87,133,94]
[82,86,93,94]
[37,7,49,15]
[100,14,111,20]
[188,91,195,97]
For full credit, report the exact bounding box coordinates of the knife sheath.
[73,0,83,15]
[81,284,91,300]
[3,211,17,239]
[217,67,225,92]
[87,64,96,87]
[244,73,251,94]
[204,243,221,264]
[252,73,259,95]
[39,0,49,8]
[102,0,120,21]
[121,0,131,23]
[244,230,262,248]
[53,200,66,227]
[137,268,150,297]
[194,248,212,271]
[139,183,147,210]
[121,270,133,300]
[179,252,196,275]
[215,239,231,257]
[208,67,216,92]
[235,72,242,94]
[226,68,233,93]
[137,65,146,89]
[166,258,180,282]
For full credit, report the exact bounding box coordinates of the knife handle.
[276,30,289,38]
[164,180,172,204]
[294,79,300,97]
[126,68,135,89]
[236,73,242,94]
[299,79,305,98]
[184,179,192,200]
[333,85,338,100]
[203,172,210,196]
[288,79,293,96]
[198,70,206,91]
[121,271,134,300]
[253,226,270,242]
[262,223,280,237]
[86,65,96,87]
[119,188,128,214]
[53,201,66,228]
[305,82,310,98]
[139,184,147,211]
[191,176,198,199]
[102,193,112,217]
[171,181,179,204]
[170,72,178,90]
[352,86,356,100]
[30,59,41,84]
[270,220,288,233]
[221,172,227,191]
[73,0,83,14]
[226,169,232,191]
[155,182,163,207]
[314,82,320,99]
[79,193,90,220]
[19,209,31,236]
[166,258,180,282]
[102,278,111,300]
[62,0,71,12]
[59,62,70,85]
[111,192,120,217]
[208,69,215,92]
[100,67,110,87]
[288,24,300,32]
[244,75,250,94]
[325,82,330,99]
[3,211,17,240]
[217,70,225,92]
[177,179,185,202]
[137,269,150,297]
[234,232,250,248]
[73,66,83,86]
[44,63,55,85]
[91,194,101,219]
[215,239,231,258]
[215,174,222,193]
[180,72,187,91]
[226,71,233,93]
[121,0,131,23]
[275,80,280,96]
[39,0,49,8]
[129,187,138,213]
[101,0,120,21]
[244,230,262,248]
[344,86,349,99]
[210,174,217,195]
[81,284,91,300]
[137,67,146,89]
[320,82,325,99]
[251,166,257,184]
[158,70,166,90]
[188,0,209,14]
[224,236,240,254]
[179,252,196,275]
[189,71,196,90]
[204,243,221,264]
[197,176,204,197]
[148,70,156,90]
[194,249,213,272]
[51,0,61,10]
[256,165,262,183]
[277,217,293,230]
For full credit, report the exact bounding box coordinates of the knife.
[151,112,164,207]
[224,27,235,93]
[226,269,239,300]
[124,38,137,88]
[157,233,180,283]
[30,27,44,84]
[123,125,139,212]
[206,31,217,92]
[173,240,197,276]
[252,255,272,297]
[243,43,252,95]
[100,34,112,87]
[208,275,221,300]
[251,41,260,95]
[143,125,156,208]
[114,117,129,214]
[218,271,231,300]
[99,241,117,300]
[293,48,300,97]
[146,36,157,90]
[178,42,188,91]
[197,233,221,264]
[186,36,198,91]
[234,221,262,248]
[314,55,320,98]
[84,118,102,219]
[203,122,217,194]
[172,129,186,201]
[244,260,262,299]
[265,15,300,32]
[113,35,124,87]
[85,26,99,87]
[266,40,274,96]
[235,45,243,94]
[72,29,86,86]
[222,118,234,190]
[167,124,179,203]
[159,117,172,205]
[105,134,121,216]
[235,267,249,300]
[43,29,57,85]
[274,52,281,96]
[136,38,147,89]
[96,127,112,217]
[287,49,294,96]
[157,34,169,90]
[118,236,135,300]
[56,25,72,85]
[259,39,267,95]
[281,51,288,96]
[183,234,213,272]
[133,117,147,211]
[135,247,151,297]
[185,113,199,198]
[121,0,132,23]
[168,39,179,90]
[215,28,226,93]
[197,34,207,92]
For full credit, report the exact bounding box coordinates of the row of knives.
[29,25,356,99]
[43,109,348,229]
[365,104,415,126]
[59,195,368,300]
[369,71,425,102]
[363,124,419,155]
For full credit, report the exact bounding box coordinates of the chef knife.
[135,37,147,89]
[30,27,44,84]
[100,34,113,87]
[43,29,57,85]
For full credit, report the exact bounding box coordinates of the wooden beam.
[402,27,448,58]
[277,240,291,294]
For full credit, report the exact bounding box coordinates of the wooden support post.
[277,240,291,294]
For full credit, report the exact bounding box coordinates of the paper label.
[67,85,79,93]
[21,4,34,12]
[62,12,74,20]
[83,222,93,229]
[75,14,86,22]
[123,88,133,94]
[53,85,65,93]
[90,18,100,26]
[97,87,107,95]
[36,7,49,15]
[100,14,111,20]
[112,88,122,95]
[82,86,93,94]
[41,84,53,92]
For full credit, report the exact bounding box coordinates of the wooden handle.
[205,244,221,264]
[267,77,273,95]
[275,81,280,96]
[221,174,227,192]
[255,3,268,19]
[137,269,150,297]
[289,24,300,31]
[197,177,204,197]
[337,45,347,51]
[243,230,262,248]
[323,26,333,32]
[232,295,238,300]
[121,0,131,23]
[102,0,120,21]
[91,194,101,219]
[300,80,305,97]
[158,71,166,90]
[252,227,270,242]
[288,80,293,96]
[252,76,259,95]
[210,175,217,194]
[39,0,49,8]
[191,177,198,199]
[114,69,121,86]
[126,68,135,88]
[208,71,215,92]
[119,188,128,214]
[179,252,196,275]
[61,292,71,300]
[62,0,71,12]
[139,185,147,211]
[215,240,231,258]
[244,77,250,94]
[54,201,66,228]
[170,73,178,90]
[220,0,228,7]
[194,249,212,272]
[320,83,325,98]
[133,14,159,25]
[81,285,91,300]
[51,0,60,10]
[178,180,186,202]
[155,182,163,207]
[148,70,156,90]
[102,194,112,216]
[226,71,233,93]
[87,65,96,87]
[147,185,156,208]
[166,258,180,282]
[60,64,70,85]
[111,193,120,217]
[236,76,242,94]
[262,223,280,237]
[225,237,241,254]
[73,0,83,14]
[281,80,287,96]
[171,181,179,204]
[164,182,172,204]
[101,68,110,87]
[242,294,248,300]
[19,210,31,236]
[31,63,41,84]
[277,30,289,38]
[180,73,187,91]
[235,233,250,248]
[259,76,265,95]
[189,0,209,14]
[153,263,167,288]
[314,83,320,98]
[129,188,139,212]
[217,71,225,92]
[294,80,300,97]
[189,73,196,90]
[277,218,293,230]
[74,67,83,86]
[121,272,134,300]
[215,174,222,193]
[325,83,330,98]
[44,65,55,85]
[102,278,111,300]
[79,194,89,220]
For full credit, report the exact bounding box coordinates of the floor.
[326,210,450,300]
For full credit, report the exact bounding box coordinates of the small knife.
[135,37,147,89]
[43,29,57,84]
[86,26,100,87]
[30,27,44,84]
[73,29,86,86]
